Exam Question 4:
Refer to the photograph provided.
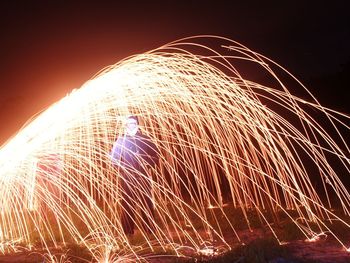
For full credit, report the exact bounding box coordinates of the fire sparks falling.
[0,36,349,261]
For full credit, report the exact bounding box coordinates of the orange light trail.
[0,36,349,261]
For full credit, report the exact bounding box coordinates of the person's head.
[125,115,139,136]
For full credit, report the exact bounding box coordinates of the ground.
[0,229,349,262]
[1,207,349,262]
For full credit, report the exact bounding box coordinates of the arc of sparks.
[0,35,349,261]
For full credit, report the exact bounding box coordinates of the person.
[110,115,159,236]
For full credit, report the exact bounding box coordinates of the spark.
[305,232,327,243]
[0,35,349,261]
[42,251,73,263]
[198,246,218,256]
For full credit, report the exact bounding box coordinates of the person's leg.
[120,176,135,235]
[139,176,155,234]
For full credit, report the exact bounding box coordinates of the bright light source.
[0,36,349,260]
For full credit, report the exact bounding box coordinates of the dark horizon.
[1,1,349,145]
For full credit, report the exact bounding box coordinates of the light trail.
[0,36,349,261]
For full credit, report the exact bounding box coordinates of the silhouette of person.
[110,115,159,235]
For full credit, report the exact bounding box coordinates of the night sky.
[1,1,349,145]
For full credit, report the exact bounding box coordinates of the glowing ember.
[305,232,327,242]
[0,36,349,261]
[198,246,218,256]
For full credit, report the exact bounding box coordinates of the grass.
[1,204,349,262]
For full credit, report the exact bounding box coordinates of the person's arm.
[110,137,124,165]
[142,136,160,168]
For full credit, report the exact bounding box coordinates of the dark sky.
[1,0,349,145]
